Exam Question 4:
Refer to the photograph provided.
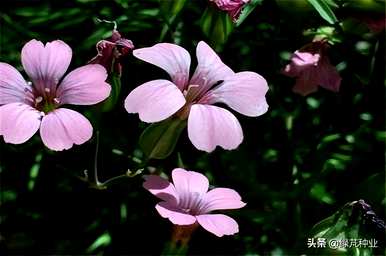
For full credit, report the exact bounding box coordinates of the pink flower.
[282,40,342,96]
[210,0,250,21]
[143,168,246,237]
[124,41,268,152]
[88,30,134,75]
[0,39,111,150]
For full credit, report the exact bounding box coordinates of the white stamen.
[44,87,51,93]
[53,98,60,104]
[27,81,32,86]
[39,111,45,117]
[35,96,43,104]
[188,84,199,90]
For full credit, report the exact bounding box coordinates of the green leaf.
[86,232,111,253]
[159,0,186,17]
[310,183,335,204]
[317,133,341,150]
[309,200,384,255]
[139,117,187,160]
[15,6,50,17]
[100,73,121,112]
[235,0,263,27]
[201,7,234,50]
[158,0,186,41]
[28,152,43,191]
[138,8,160,17]
[307,0,338,24]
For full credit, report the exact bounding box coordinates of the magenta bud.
[210,0,250,22]
[88,29,134,75]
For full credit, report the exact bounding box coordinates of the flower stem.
[94,131,101,186]
[162,224,198,256]
[84,131,142,190]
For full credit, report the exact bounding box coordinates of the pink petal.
[21,39,72,93]
[190,41,234,95]
[196,214,239,237]
[57,64,111,105]
[201,188,246,213]
[187,104,243,152]
[172,168,209,198]
[155,201,196,225]
[0,103,41,144]
[143,175,179,205]
[317,56,341,92]
[292,69,319,96]
[206,71,269,117]
[40,108,92,151]
[292,51,320,67]
[282,51,320,77]
[133,43,191,90]
[212,0,249,21]
[124,79,186,123]
[0,63,32,105]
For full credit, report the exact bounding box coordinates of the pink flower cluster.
[144,168,246,237]
[1,39,269,154]
[0,38,251,239]
[125,41,268,152]
[0,40,111,150]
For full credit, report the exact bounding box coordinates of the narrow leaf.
[159,0,186,17]
[235,0,263,27]
[307,0,338,25]
[86,232,111,253]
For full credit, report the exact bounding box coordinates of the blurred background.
[0,0,385,255]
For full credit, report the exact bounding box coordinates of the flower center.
[33,87,60,113]
[179,192,205,215]
[183,84,200,103]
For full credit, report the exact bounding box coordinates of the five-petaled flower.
[282,39,342,96]
[143,168,246,237]
[124,41,269,152]
[88,29,134,76]
[0,39,111,150]
[210,0,250,22]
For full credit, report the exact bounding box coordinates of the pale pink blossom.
[210,0,250,21]
[124,41,268,152]
[143,168,246,237]
[0,39,111,150]
[282,40,341,96]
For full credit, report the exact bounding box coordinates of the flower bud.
[88,30,134,76]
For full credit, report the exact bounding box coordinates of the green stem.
[98,169,143,189]
[94,131,101,186]
[85,131,142,190]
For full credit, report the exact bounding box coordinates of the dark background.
[0,0,385,255]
